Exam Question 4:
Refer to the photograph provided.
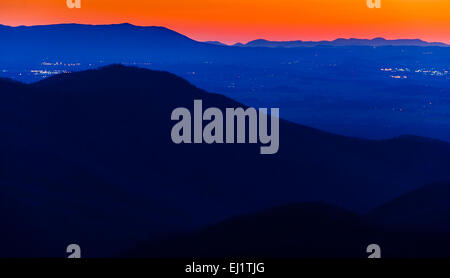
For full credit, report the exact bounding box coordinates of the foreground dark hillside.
[0,65,449,257]
[129,186,450,258]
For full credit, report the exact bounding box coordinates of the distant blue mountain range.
[0,23,216,66]
[231,38,449,48]
[0,23,448,67]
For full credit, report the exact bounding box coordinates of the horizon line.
[1,22,448,46]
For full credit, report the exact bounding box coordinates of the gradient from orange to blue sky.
[0,0,449,44]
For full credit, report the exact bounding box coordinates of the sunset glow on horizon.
[1,0,449,44]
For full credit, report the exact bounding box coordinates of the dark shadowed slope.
[368,182,450,231]
[126,203,371,258]
[128,187,450,258]
[1,65,450,257]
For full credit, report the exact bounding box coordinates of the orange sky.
[1,0,449,44]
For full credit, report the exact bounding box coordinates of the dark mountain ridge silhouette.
[129,183,450,258]
[1,65,450,257]
[236,38,449,48]
[1,23,449,70]
[369,182,450,231]
[0,23,209,65]
[127,202,371,258]
[203,41,228,46]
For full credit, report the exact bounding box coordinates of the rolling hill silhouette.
[203,41,228,46]
[128,185,450,258]
[126,202,373,258]
[235,38,449,48]
[369,182,450,231]
[1,65,450,257]
[0,23,209,65]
